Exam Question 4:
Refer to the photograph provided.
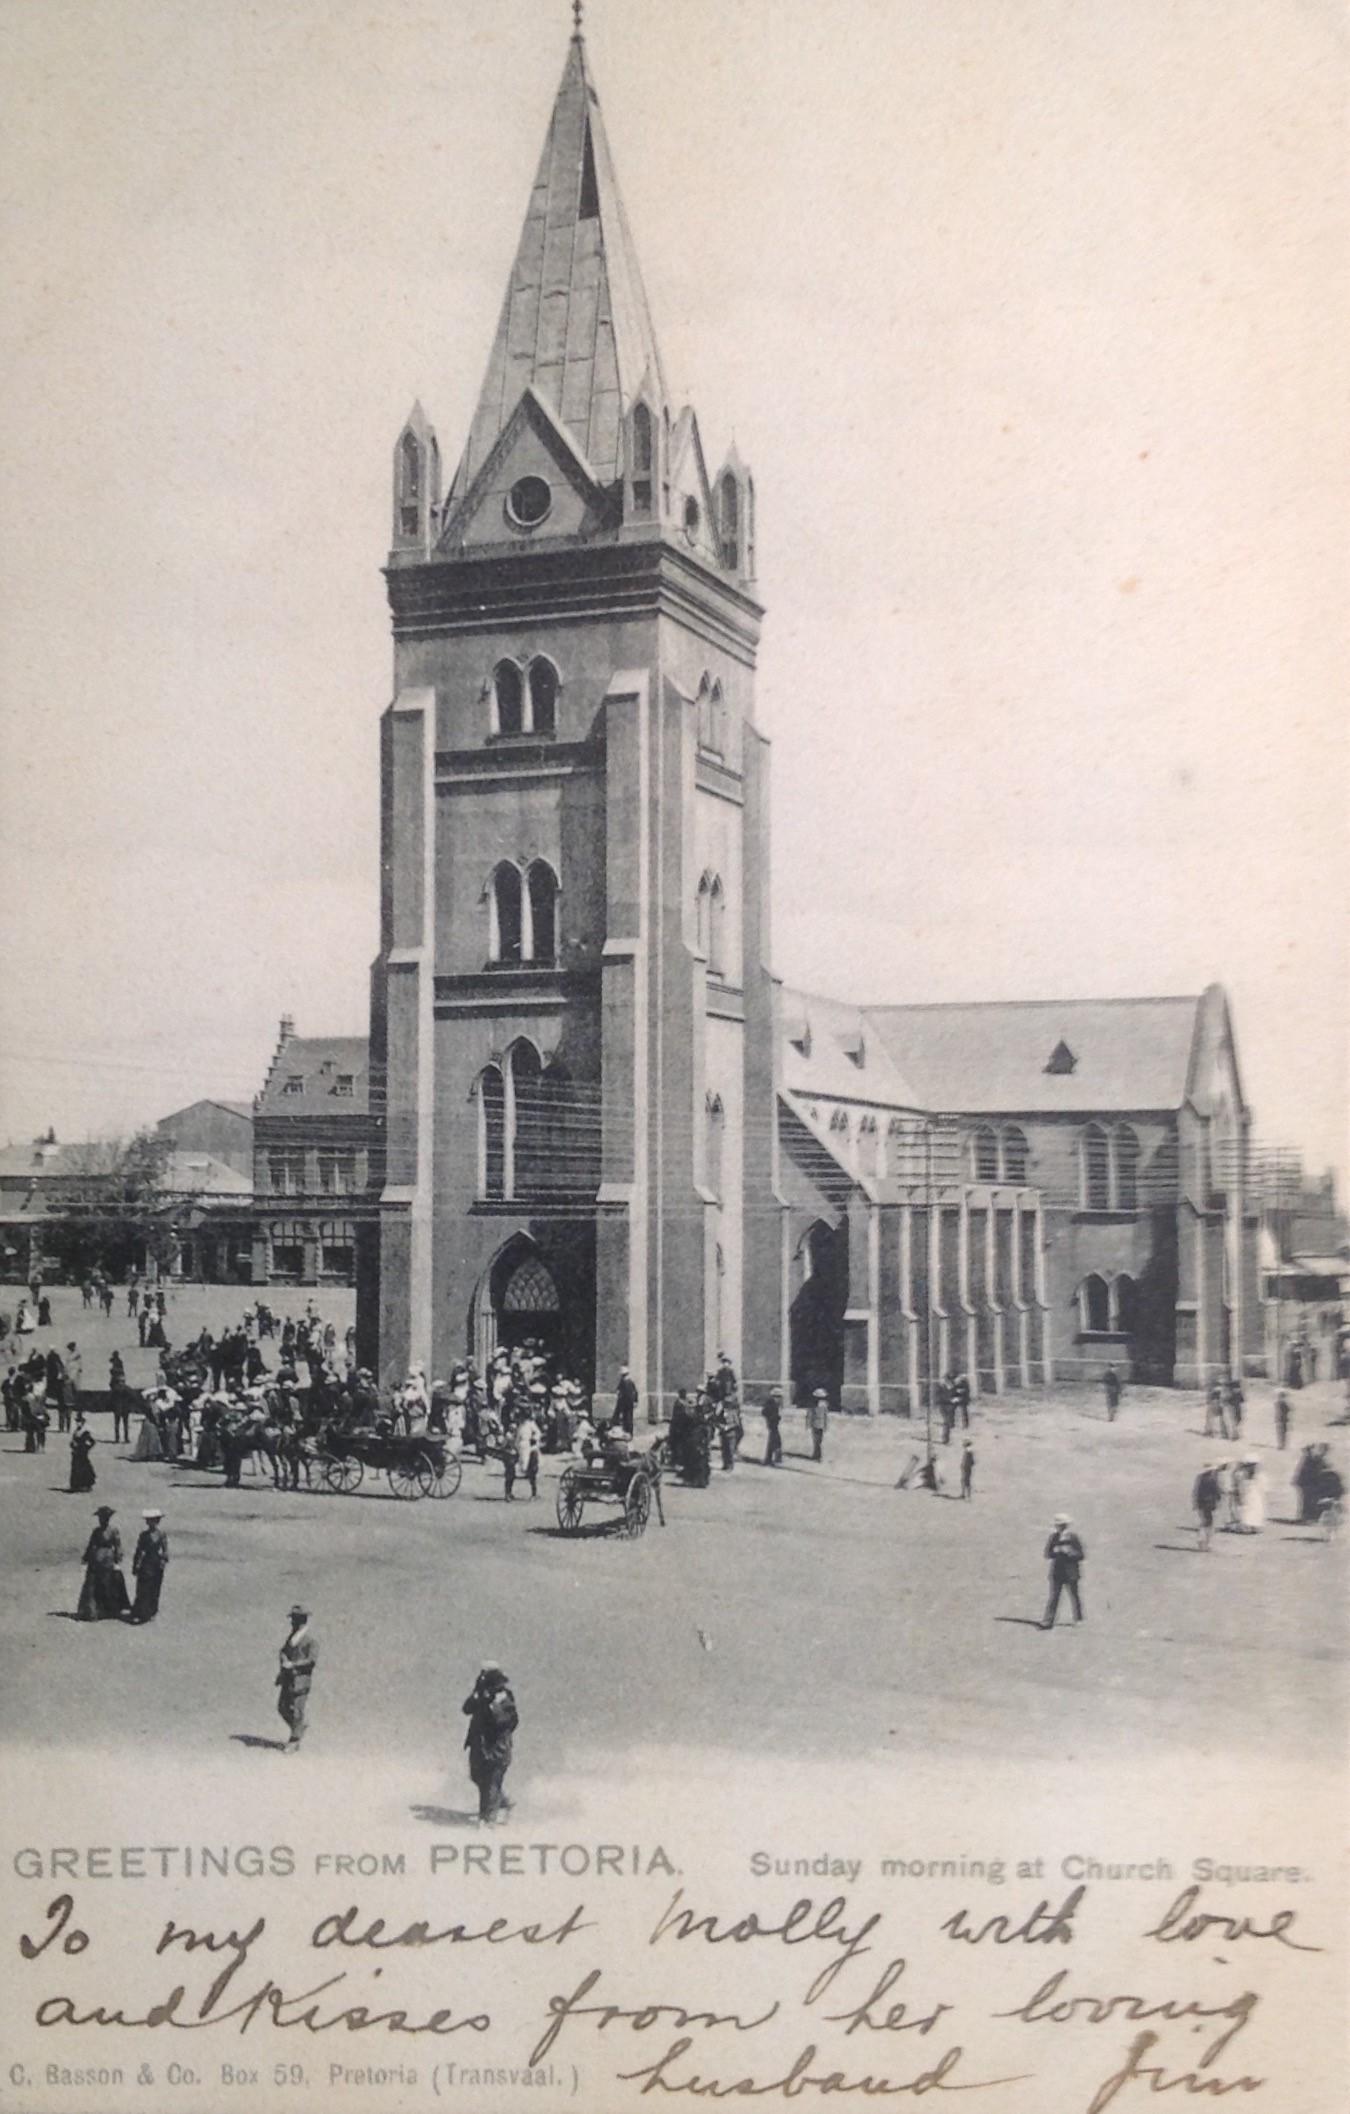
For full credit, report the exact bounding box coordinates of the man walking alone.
[276,1604,318,1751]
[462,1662,518,1824]
[1041,1515,1085,1629]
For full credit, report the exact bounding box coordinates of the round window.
[506,475,552,529]
[683,496,701,543]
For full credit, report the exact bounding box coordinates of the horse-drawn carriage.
[555,1442,662,1537]
[315,1421,461,1500]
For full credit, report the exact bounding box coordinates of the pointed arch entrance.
[789,1218,848,1406]
[473,1235,562,1369]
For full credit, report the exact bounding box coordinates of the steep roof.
[448,30,667,502]
[863,996,1204,1114]
[255,1037,370,1118]
[780,987,924,1111]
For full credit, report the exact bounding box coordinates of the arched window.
[706,1092,725,1199]
[493,660,524,737]
[1114,1124,1140,1212]
[971,1126,999,1182]
[696,674,715,751]
[695,871,712,957]
[631,402,653,516]
[1113,1274,1139,1335]
[709,680,726,756]
[539,1060,573,1192]
[1002,1125,1029,1183]
[507,1040,544,1197]
[746,476,756,577]
[707,874,726,977]
[1079,1274,1110,1334]
[528,658,558,736]
[399,430,420,537]
[719,472,740,569]
[489,862,523,964]
[858,1114,881,1178]
[1081,1123,1110,1210]
[526,860,559,964]
[478,1064,505,1199]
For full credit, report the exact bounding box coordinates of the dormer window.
[334,1074,355,1099]
[843,1034,865,1069]
[1045,1040,1077,1075]
[282,1076,304,1097]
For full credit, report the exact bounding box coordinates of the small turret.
[392,401,441,555]
[713,446,755,581]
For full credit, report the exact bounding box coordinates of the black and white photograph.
[1,3,1346,2109]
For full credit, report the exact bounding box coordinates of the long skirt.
[77,1561,129,1621]
[69,1452,96,1492]
[132,1418,164,1462]
[131,1567,164,1623]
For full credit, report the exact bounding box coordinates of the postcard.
[1,3,1345,2111]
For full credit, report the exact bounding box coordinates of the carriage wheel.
[387,1458,429,1501]
[556,1469,585,1533]
[426,1452,463,1499]
[623,1475,652,1538]
[321,1453,363,1494]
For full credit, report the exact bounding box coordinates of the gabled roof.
[448,31,667,503]
[863,995,1205,1114]
[156,1098,253,1128]
[256,1037,370,1118]
[780,987,924,1111]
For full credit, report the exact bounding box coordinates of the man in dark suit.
[613,1365,639,1435]
[1041,1515,1085,1628]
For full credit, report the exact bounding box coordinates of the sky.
[0,0,1345,1186]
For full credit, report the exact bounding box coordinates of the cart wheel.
[556,1469,584,1532]
[623,1475,652,1538]
[387,1458,427,1501]
[427,1452,463,1499]
[322,1453,362,1494]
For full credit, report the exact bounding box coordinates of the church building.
[359,18,1260,1410]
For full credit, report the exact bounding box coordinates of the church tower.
[362,18,784,1411]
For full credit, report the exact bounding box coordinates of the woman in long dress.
[1237,1457,1265,1532]
[68,1417,96,1492]
[77,1506,130,1619]
[131,1406,164,1462]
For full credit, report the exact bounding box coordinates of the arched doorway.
[473,1236,563,1368]
[789,1218,848,1406]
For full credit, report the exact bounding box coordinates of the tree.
[42,1130,186,1281]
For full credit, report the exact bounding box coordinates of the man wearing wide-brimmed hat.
[1041,1515,1086,1629]
[77,1505,130,1621]
[276,1604,318,1751]
[130,1510,169,1624]
[462,1662,518,1823]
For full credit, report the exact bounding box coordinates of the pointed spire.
[450,33,667,501]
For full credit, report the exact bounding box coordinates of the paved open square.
[4,1287,1345,1793]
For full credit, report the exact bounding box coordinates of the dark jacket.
[462,1678,518,1766]
[1044,1529,1085,1580]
